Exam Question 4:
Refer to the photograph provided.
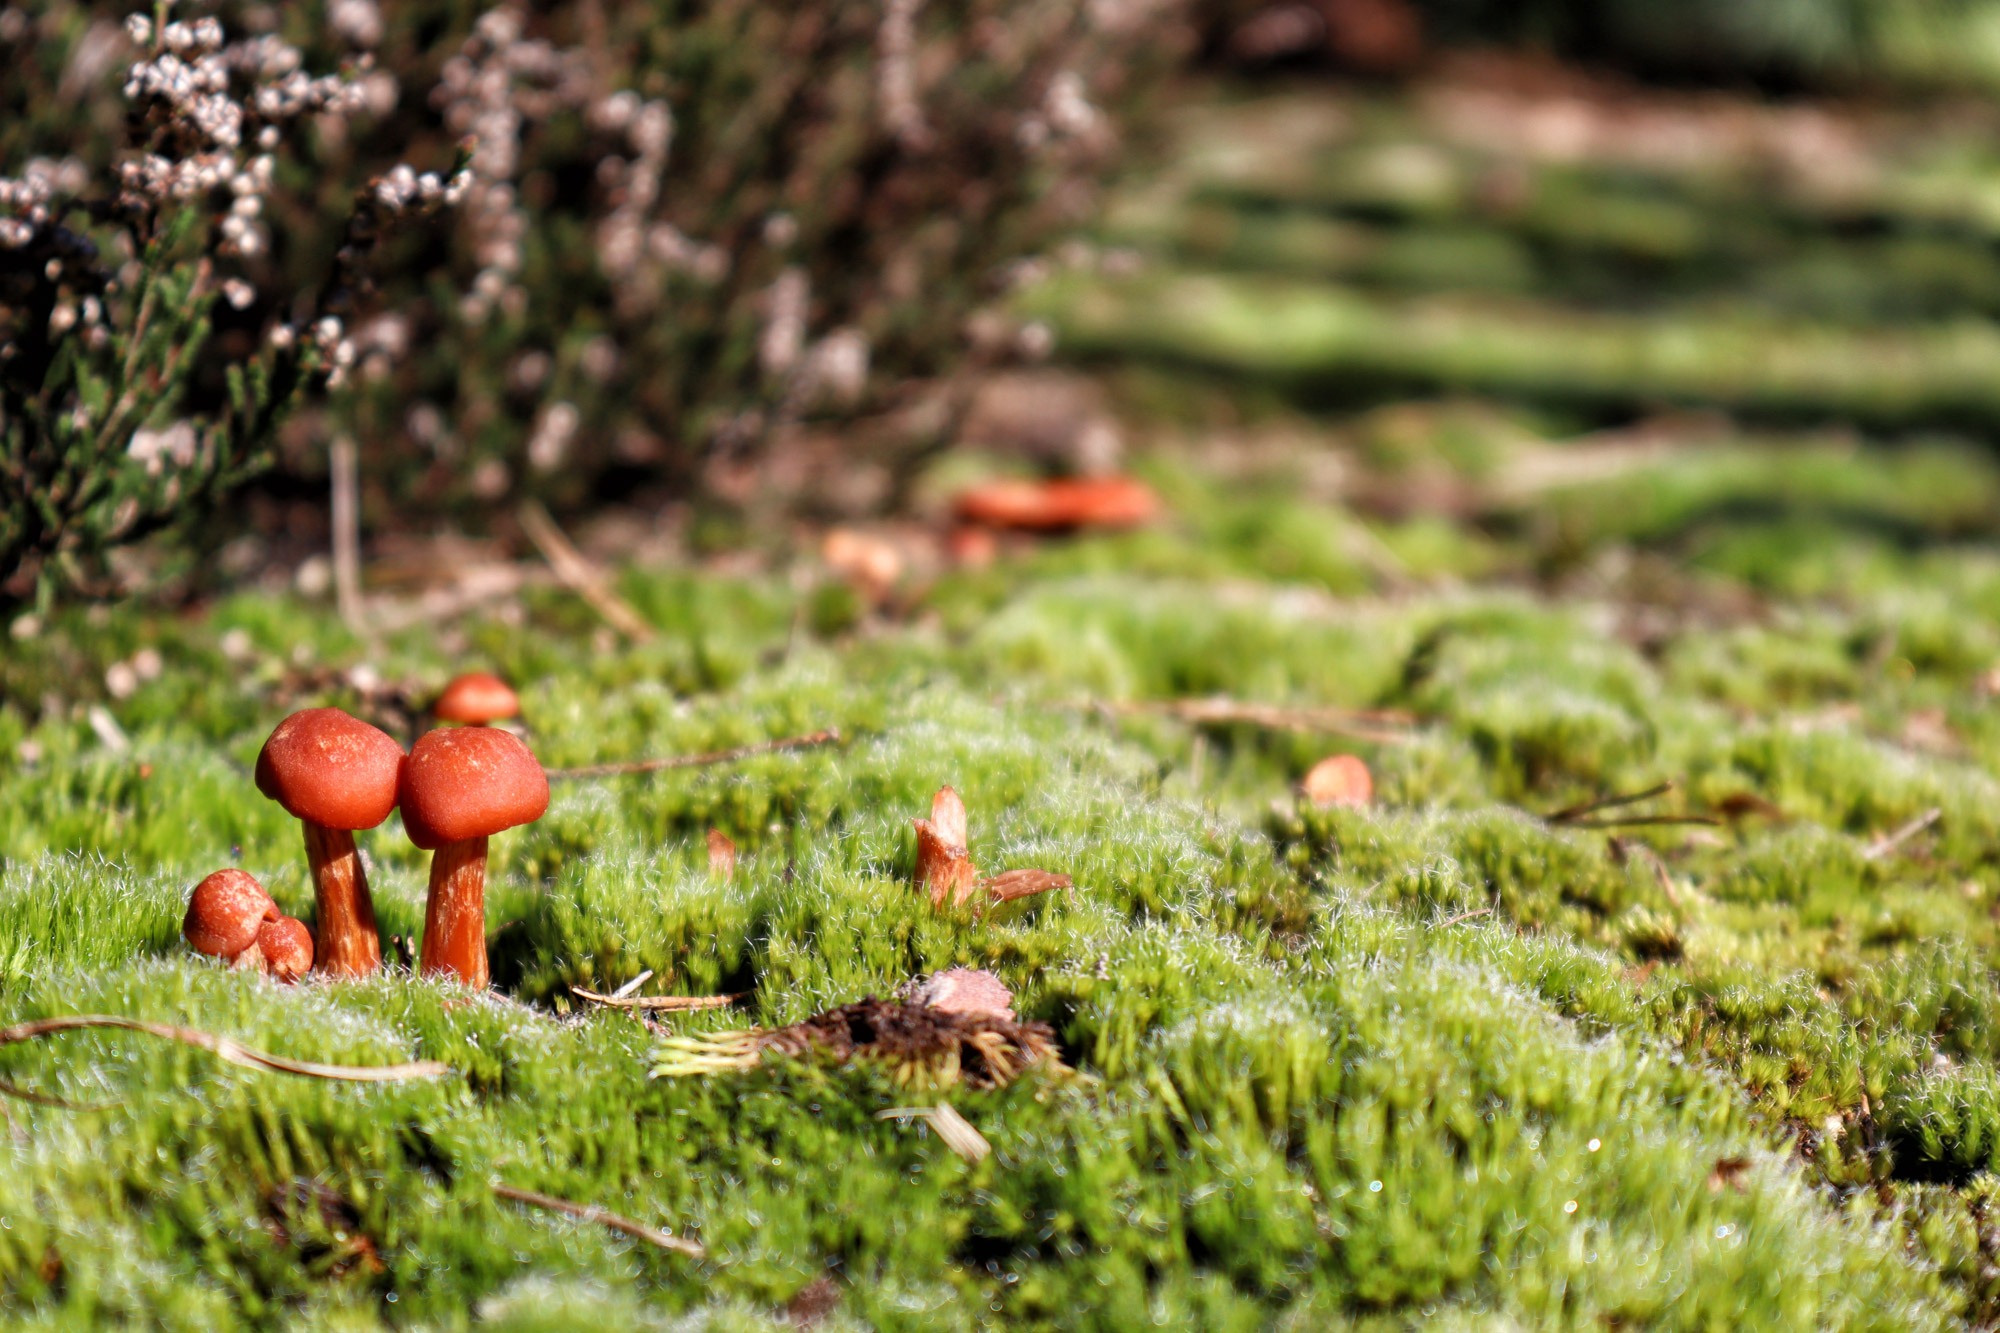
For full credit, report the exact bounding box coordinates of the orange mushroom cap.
[433,672,520,725]
[255,708,406,830]
[399,726,549,850]
[184,869,278,958]
[258,916,315,981]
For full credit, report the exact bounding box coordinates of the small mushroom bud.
[258,916,315,982]
[184,869,279,959]
[431,671,520,727]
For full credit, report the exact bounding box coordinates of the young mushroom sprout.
[183,869,314,982]
[257,916,317,982]
[255,708,406,978]
[399,726,549,988]
[431,672,520,727]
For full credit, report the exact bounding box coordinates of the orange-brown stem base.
[304,822,381,979]
[420,836,489,988]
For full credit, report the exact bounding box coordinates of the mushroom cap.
[184,869,278,958]
[399,725,549,850]
[433,671,520,724]
[255,708,406,830]
[258,916,315,981]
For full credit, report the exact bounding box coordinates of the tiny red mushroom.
[255,708,405,979]
[258,916,316,982]
[399,726,549,988]
[432,672,520,727]
[184,868,279,963]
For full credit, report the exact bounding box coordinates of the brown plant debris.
[544,728,840,780]
[492,1183,704,1257]
[904,967,1016,1020]
[1708,1156,1752,1193]
[0,1015,452,1083]
[650,996,1065,1090]
[784,1274,844,1328]
[911,785,1073,910]
[267,1180,385,1279]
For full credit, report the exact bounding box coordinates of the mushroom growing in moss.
[184,869,314,982]
[431,672,519,727]
[255,708,405,978]
[399,726,549,987]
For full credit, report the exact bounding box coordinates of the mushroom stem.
[420,835,489,988]
[303,822,381,978]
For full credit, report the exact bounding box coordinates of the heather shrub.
[0,0,1194,599]
[0,3,464,602]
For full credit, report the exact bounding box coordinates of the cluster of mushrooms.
[181,673,547,989]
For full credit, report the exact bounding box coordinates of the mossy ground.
[15,72,2000,1330]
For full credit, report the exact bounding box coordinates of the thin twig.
[610,970,655,1001]
[330,433,365,634]
[545,728,841,780]
[1545,782,1675,824]
[516,498,656,642]
[1633,843,1684,910]
[1095,698,1416,744]
[0,1015,452,1082]
[1863,807,1943,862]
[569,987,743,1012]
[492,1183,703,1257]
[1560,814,1723,830]
[1432,907,1493,928]
[0,1076,114,1111]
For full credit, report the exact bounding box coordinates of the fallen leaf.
[707,828,736,879]
[1301,754,1373,808]
[979,868,1073,905]
[930,786,969,849]
[908,968,1016,1020]
[913,819,978,908]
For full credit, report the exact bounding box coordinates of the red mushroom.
[255,708,405,979]
[184,868,279,963]
[257,916,316,982]
[432,672,520,727]
[399,726,549,988]
[1301,754,1372,809]
[183,870,315,983]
